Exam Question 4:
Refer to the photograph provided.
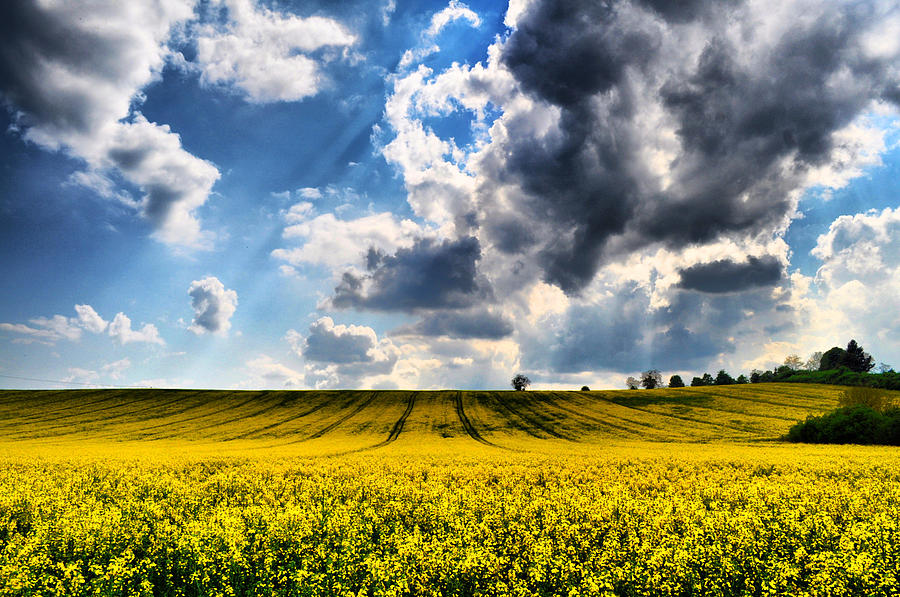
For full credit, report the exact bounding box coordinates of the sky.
[1,0,900,391]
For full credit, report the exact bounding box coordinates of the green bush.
[761,368,900,391]
[787,405,900,446]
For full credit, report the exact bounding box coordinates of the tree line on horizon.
[624,339,898,391]
[508,339,896,393]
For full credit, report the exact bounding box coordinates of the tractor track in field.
[8,393,195,438]
[306,391,380,440]
[477,392,543,439]
[227,393,343,440]
[160,391,286,436]
[454,391,497,446]
[373,392,417,447]
[100,391,265,437]
[658,390,802,422]
[0,391,140,427]
[545,393,649,438]
[612,400,755,433]
[485,392,575,440]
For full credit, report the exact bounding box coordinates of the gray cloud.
[486,0,900,293]
[524,302,726,373]
[303,317,377,364]
[0,0,220,247]
[677,256,783,294]
[521,277,798,374]
[332,237,490,311]
[635,0,731,23]
[398,310,514,339]
[294,317,400,388]
[188,277,238,336]
[502,1,643,109]
[485,216,537,254]
[0,1,132,136]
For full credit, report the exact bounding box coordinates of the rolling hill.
[3,384,900,595]
[0,383,875,455]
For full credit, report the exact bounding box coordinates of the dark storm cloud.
[502,1,644,108]
[332,237,490,311]
[635,0,728,23]
[491,0,900,294]
[486,216,536,254]
[677,256,783,294]
[0,1,119,133]
[0,1,172,140]
[498,0,653,291]
[398,310,514,340]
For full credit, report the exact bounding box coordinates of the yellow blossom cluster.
[1,444,898,596]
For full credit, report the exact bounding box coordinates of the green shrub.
[787,405,900,446]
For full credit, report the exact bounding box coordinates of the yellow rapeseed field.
[1,385,899,596]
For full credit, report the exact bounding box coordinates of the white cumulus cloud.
[243,355,304,388]
[188,276,239,335]
[108,313,165,345]
[1,304,165,346]
[75,304,108,334]
[273,210,424,269]
[194,0,357,103]
[101,358,132,380]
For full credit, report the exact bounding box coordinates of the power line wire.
[0,373,152,389]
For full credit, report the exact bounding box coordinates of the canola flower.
[1,444,899,597]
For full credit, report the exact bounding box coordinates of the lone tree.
[819,346,846,370]
[669,374,685,388]
[625,376,640,390]
[641,369,663,389]
[842,339,875,373]
[805,351,823,371]
[581,385,591,391]
[783,354,803,370]
[511,373,531,391]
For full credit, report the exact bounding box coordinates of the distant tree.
[774,365,794,379]
[581,385,591,391]
[877,363,894,374]
[691,373,715,387]
[841,339,875,373]
[820,346,846,370]
[511,373,531,391]
[715,369,735,385]
[736,374,748,384]
[669,374,685,388]
[805,351,823,371]
[625,376,640,390]
[783,354,803,370]
[641,369,663,389]
[750,370,762,383]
